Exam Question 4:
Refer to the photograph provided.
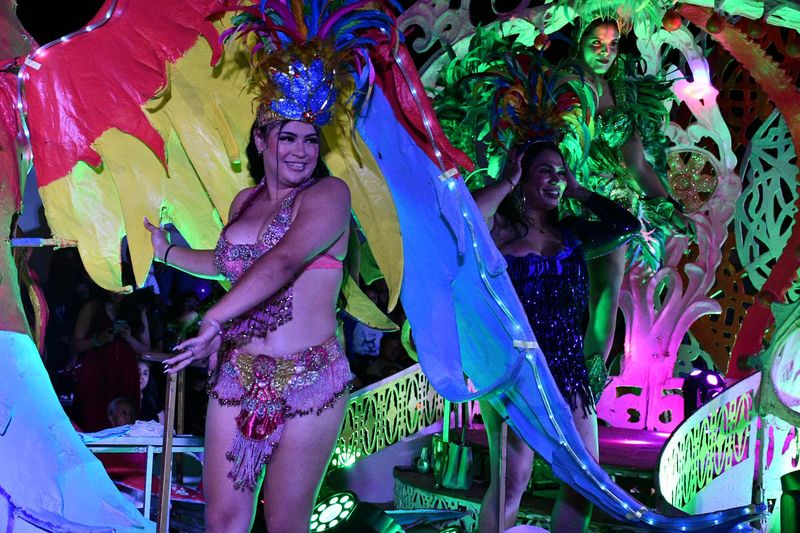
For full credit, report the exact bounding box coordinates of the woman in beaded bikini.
[145,114,350,531]
[141,1,399,529]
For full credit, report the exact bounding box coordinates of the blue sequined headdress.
[221,0,399,127]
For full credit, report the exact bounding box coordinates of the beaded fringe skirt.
[208,336,352,490]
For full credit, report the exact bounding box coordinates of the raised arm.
[562,168,640,259]
[118,309,151,355]
[473,149,523,230]
[143,218,219,278]
[143,187,254,279]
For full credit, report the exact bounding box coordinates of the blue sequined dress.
[505,232,591,414]
[504,193,639,414]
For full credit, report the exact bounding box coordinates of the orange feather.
[291,0,308,39]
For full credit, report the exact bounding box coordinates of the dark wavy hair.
[496,141,564,246]
[579,17,620,43]
[246,119,330,183]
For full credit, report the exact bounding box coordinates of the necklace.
[523,212,549,233]
[526,220,557,237]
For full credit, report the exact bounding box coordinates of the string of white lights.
[386,25,760,530]
[15,0,119,175]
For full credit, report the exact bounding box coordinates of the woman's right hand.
[501,148,524,189]
[143,216,169,261]
[163,322,221,374]
[94,328,115,347]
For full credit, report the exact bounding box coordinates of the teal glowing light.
[320,504,343,522]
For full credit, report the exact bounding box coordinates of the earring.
[512,186,526,218]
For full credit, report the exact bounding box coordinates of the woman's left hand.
[642,196,695,238]
[563,165,590,200]
[164,322,221,374]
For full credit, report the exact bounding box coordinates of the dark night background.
[16,1,106,44]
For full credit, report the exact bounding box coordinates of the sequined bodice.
[215,183,306,284]
[595,106,633,149]
[213,179,316,341]
[505,242,588,350]
[504,232,592,411]
[586,104,640,207]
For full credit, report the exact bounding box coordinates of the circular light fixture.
[310,491,403,532]
[311,492,358,532]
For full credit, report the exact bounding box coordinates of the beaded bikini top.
[214,178,317,341]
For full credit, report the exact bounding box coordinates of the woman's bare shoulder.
[314,176,349,193]
[305,176,350,204]
[234,185,257,200]
[228,185,257,219]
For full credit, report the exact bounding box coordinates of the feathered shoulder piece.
[611,55,673,124]
[432,26,519,163]
[219,0,400,126]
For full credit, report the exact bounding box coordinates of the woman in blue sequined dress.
[473,141,639,532]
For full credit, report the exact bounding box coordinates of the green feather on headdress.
[431,26,595,188]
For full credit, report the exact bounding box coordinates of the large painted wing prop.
[22,0,404,303]
[21,0,255,292]
[1,4,154,531]
[342,35,766,531]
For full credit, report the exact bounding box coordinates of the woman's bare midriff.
[234,267,342,358]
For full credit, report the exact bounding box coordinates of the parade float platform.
[392,426,671,532]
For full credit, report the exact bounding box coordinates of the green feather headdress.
[432,26,594,186]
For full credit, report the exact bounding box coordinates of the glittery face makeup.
[580,22,620,76]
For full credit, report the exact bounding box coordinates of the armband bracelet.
[162,244,176,265]
[199,318,224,338]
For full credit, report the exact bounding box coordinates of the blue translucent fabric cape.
[355,86,764,531]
